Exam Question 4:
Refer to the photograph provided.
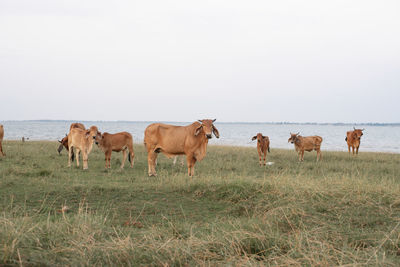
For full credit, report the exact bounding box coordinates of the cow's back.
[144,123,188,154]
[103,132,133,150]
[68,128,87,149]
[301,136,322,151]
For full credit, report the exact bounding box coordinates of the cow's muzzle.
[206,134,212,139]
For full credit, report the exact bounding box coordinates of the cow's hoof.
[148,173,157,177]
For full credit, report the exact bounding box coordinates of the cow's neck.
[194,135,208,161]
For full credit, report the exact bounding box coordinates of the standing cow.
[345,127,364,155]
[144,119,220,176]
[288,133,323,162]
[68,126,101,169]
[251,133,270,166]
[57,123,86,160]
[0,124,5,156]
[95,132,135,169]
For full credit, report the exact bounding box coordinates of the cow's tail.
[268,146,270,153]
[345,137,347,142]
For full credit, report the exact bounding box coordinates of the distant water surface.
[2,121,400,153]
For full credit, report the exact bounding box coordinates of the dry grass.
[0,141,399,266]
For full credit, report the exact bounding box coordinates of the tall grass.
[0,141,399,265]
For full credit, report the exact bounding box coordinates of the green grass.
[0,141,399,266]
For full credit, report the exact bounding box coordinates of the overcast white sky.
[0,0,399,123]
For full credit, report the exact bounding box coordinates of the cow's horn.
[296,132,300,135]
[212,119,216,122]
[353,127,356,130]
[198,120,202,123]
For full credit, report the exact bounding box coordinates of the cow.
[0,124,5,156]
[67,126,101,169]
[251,133,270,166]
[345,127,364,155]
[288,133,323,162]
[57,123,86,160]
[144,119,220,176]
[94,132,135,169]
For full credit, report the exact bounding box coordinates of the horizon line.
[1,119,399,125]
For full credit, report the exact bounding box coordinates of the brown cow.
[67,126,101,169]
[251,133,270,166]
[144,119,220,176]
[57,123,86,156]
[95,132,135,169]
[0,124,5,156]
[345,127,364,155]
[288,133,323,161]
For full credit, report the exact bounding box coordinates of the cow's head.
[288,132,300,143]
[352,127,364,140]
[86,126,101,141]
[57,135,68,154]
[195,119,220,139]
[252,133,266,143]
[94,132,107,145]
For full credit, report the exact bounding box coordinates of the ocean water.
[2,121,400,153]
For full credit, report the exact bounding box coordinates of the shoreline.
[3,140,399,155]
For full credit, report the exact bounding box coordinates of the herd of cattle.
[0,121,365,176]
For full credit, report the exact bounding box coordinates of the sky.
[0,0,399,123]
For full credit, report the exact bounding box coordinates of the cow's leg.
[82,150,88,170]
[68,145,73,167]
[121,149,127,169]
[75,148,80,167]
[263,150,267,166]
[352,146,355,155]
[356,146,359,155]
[173,156,177,166]
[147,150,157,176]
[301,150,305,161]
[348,145,351,154]
[187,155,196,176]
[128,145,135,167]
[0,142,4,156]
[316,149,321,161]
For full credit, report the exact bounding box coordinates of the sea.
[2,121,400,153]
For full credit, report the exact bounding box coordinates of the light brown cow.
[57,123,86,155]
[67,126,101,169]
[251,133,270,166]
[288,133,323,161]
[345,127,364,155]
[0,124,5,156]
[144,119,220,176]
[95,132,135,169]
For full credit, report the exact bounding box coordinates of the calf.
[0,124,5,156]
[345,127,364,155]
[251,133,270,166]
[57,123,86,159]
[67,126,100,169]
[288,133,323,161]
[95,132,135,169]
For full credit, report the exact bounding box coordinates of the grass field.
[0,141,399,266]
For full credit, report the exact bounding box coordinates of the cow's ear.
[58,140,62,143]
[212,125,220,138]
[194,125,203,136]
[263,136,268,140]
[85,130,90,137]
[251,136,257,141]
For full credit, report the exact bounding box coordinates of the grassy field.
[0,141,399,266]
